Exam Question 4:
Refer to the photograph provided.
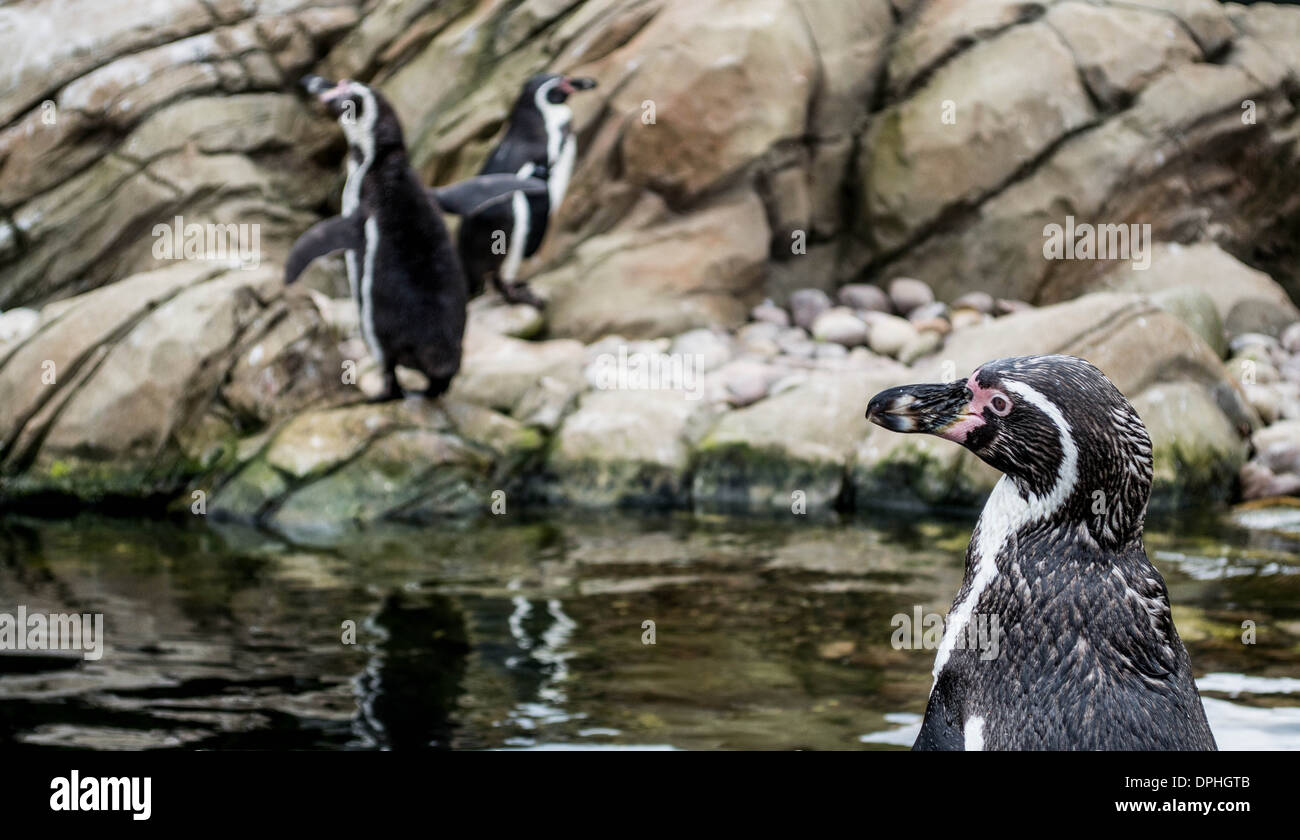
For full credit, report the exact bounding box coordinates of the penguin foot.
[424,376,453,400]
[497,281,546,309]
[367,390,404,404]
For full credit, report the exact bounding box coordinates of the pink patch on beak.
[319,82,352,103]
[558,79,576,95]
[937,372,995,443]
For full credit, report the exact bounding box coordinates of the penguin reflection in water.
[285,76,546,401]
[868,355,1216,750]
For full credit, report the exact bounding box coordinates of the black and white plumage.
[867,355,1216,751]
[451,73,597,308]
[286,76,543,402]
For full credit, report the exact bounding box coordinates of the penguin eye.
[989,392,1013,417]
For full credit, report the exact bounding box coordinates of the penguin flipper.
[285,214,364,285]
[429,175,547,216]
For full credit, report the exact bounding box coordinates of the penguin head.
[300,75,405,157]
[521,73,598,107]
[867,355,1154,542]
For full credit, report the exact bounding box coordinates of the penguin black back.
[868,355,1217,750]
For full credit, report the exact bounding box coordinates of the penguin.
[866,355,1217,751]
[285,75,545,401]
[451,73,598,308]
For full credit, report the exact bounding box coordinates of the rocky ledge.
[0,250,1287,533]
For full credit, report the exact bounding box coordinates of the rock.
[1045,1,1201,109]
[692,368,902,514]
[814,341,848,360]
[451,327,586,421]
[995,299,1033,316]
[838,283,891,313]
[543,388,717,507]
[898,329,944,365]
[1228,356,1279,386]
[750,299,790,327]
[0,308,39,346]
[471,301,545,339]
[736,321,782,357]
[223,295,351,425]
[670,328,733,373]
[0,264,283,500]
[907,301,949,324]
[910,317,951,336]
[1092,243,1300,339]
[1133,383,1248,508]
[535,190,769,341]
[1240,461,1300,501]
[716,359,777,407]
[1281,322,1300,354]
[1253,420,1300,457]
[1254,420,1300,475]
[608,0,818,202]
[811,307,869,347]
[776,327,816,358]
[887,0,1049,96]
[950,309,987,331]
[951,291,994,314]
[1149,286,1227,359]
[887,278,934,316]
[1244,384,1281,426]
[789,288,833,331]
[862,23,1094,251]
[867,314,918,358]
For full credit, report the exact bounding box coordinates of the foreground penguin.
[867,355,1216,750]
[452,73,597,307]
[286,76,544,401]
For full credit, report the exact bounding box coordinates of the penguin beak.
[867,380,975,439]
[559,76,598,95]
[300,74,333,96]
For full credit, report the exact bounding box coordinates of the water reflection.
[0,508,1296,750]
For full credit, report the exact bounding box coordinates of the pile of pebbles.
[748,278,1031,365]
[1234,323,1300,500]
[593,279,1033,409]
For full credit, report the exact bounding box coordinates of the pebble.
[1280,321,1300,354]
[838,284,892,313]
[995,298,1033,316]
[949,308,986,330]
[751,299,791,327]
[720,360,773,407]
[888,278,934,316]
[789,288,833,331]
[898,329,943,365]
[951,291,995,314]
[671,328,733,373]
[811,307,870,347]
[867,314,918,358]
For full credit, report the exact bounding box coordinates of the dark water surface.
[1,508,1298,750]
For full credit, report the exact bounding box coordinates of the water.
[1,508,1297,750]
